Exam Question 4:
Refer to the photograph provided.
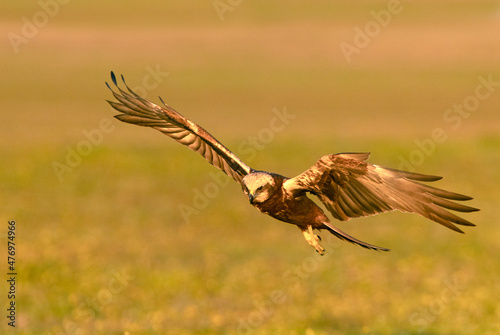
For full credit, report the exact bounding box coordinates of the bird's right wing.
[106,72,253,184]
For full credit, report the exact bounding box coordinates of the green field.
[1,1,500,334]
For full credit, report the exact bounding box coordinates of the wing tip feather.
[110,71,117,85]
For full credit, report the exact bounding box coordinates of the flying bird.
[106,72,478,254]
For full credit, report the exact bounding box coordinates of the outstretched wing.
[106,72,253,184]
[284,153,478,233]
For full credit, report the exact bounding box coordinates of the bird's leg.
[302,225,325,255]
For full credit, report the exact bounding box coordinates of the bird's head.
[242,172,276,204]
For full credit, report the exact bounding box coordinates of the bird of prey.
[106,72,478,255]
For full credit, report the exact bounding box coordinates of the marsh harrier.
[106,72,478,254]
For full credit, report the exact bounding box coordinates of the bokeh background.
[2,1,500,334]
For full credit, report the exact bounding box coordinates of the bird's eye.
[256,186,264,192]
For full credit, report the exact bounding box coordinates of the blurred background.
[1,1,499,334]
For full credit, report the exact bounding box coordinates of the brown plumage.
[106,72,478,254]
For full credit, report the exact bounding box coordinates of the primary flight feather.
[106,72,478,254]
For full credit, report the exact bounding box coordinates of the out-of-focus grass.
[3,140,499,334]
[1,1,500,334]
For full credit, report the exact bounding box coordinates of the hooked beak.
[248,193,255,204]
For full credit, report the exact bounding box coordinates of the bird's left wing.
[283,153,478,232]
[106,72,253,184]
